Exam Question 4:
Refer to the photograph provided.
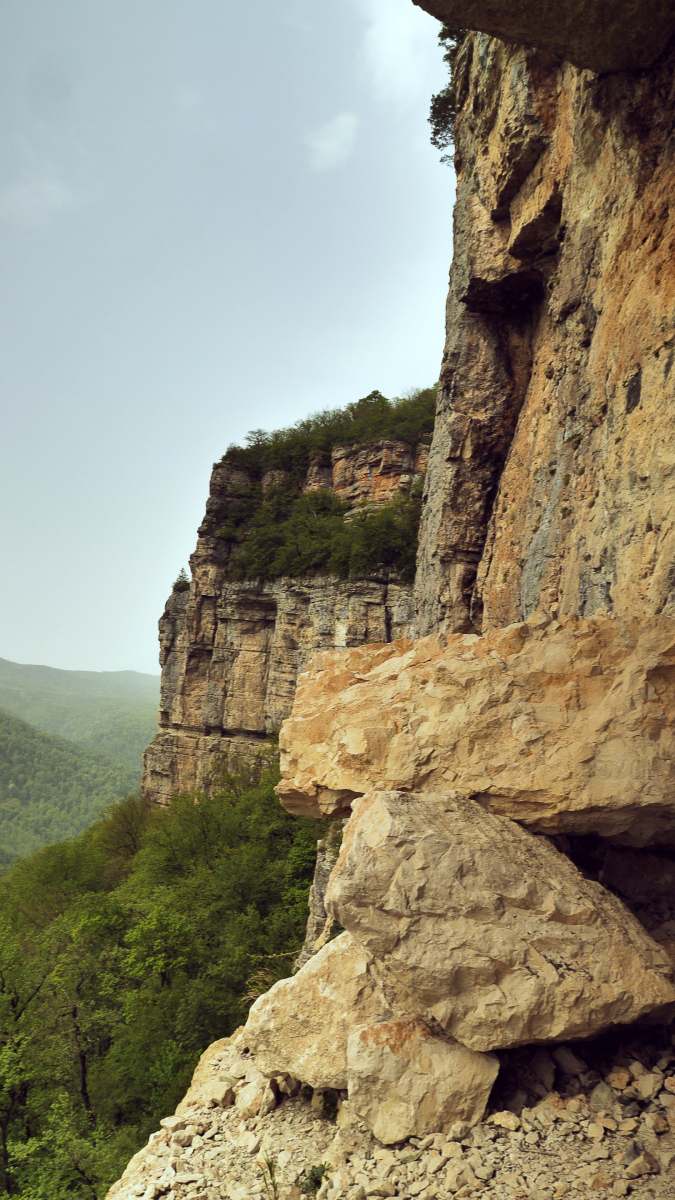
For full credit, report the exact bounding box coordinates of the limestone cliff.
[108,5,675,1195]
[415,32,675,637]
[142,439,427,803]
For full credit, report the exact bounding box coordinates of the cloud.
[356,0,441,108]
[0,170,77,230]
[304,112,360,172]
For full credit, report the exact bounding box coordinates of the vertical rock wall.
[142,441,427,803]
[415,35,675,636]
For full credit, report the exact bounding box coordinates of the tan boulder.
[277,614,675,847]
[347,1019,498,1144]
[243,932,395,1089]
[325,791,675,1051]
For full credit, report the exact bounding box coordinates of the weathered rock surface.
[325,790,675,1051]
[142,441,426,803]
[244,931,499,1139]
[243,933,395,1090]
[347,1019,499,1144]
[414,35,675,640]
[412,0,675,73]
[277,613,675,846]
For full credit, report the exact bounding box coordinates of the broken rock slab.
[243,932,397,1090]
[277,614,675,848]
[325,790,675,1051]
[243,931,498,1140]
[347,1018,498,1144]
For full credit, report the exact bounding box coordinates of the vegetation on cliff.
[215,386,435,584]
[228,480,423,584]
[429,25,468,163]
[220,387,436,480]
[0,709,141,866]
[0,749,317,1198]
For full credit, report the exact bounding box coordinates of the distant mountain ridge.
[0,656,160,771]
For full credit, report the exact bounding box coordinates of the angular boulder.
[347,1019,498,1144]
[325,791,675,1051]
[243,932,396,1089]
[277,614,675,847]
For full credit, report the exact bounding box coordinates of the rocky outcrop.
[109,0,675,1187]
[414,35,675,638]
[412,0,675,73]
[142,441,427,803]
[277,613,675,847]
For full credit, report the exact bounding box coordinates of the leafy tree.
[0,749,319,1198]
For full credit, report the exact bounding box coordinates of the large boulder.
[325,791,675,1051]
[243,932,398,1089]
[277,614,675,848]
[347,1019,498,1144]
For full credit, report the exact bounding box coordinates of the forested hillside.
[0,658,159,772]
[0,710,139,865]
[0,751,317,1198]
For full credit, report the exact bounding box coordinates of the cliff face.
[142,441,427,803]
[415,35,675,637]
[108,10,675,1196]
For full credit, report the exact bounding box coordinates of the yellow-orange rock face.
[277,613,675,846]
[415,37,675,641]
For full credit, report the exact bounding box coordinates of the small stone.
[628,1060,647,1079]
[589,1083,615,1112]
[160,1117,186,1134]
[440,1143,463,1160]
[590,1174,614,1191]
[448,1121,470,1141]
[552,1047,587,1076]
[637,1073,662,1100]
[618,1119,638,1133]
[606,1069,631,1091]
[613,1183,630,1197]
[664,1076,675,1093]
[644,1112,669,1133]
[524,1132,539,1146]
[624,1150,660,1178]
[487,1111,521,1131]
[587,1123,604,1141]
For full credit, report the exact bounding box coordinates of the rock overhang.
[411,0,675,73]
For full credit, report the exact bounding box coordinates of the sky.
[0,0,455,675]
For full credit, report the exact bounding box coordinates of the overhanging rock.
[411,0,675,73]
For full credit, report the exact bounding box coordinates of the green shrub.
[228,480,423,585]
[429,25,468,163]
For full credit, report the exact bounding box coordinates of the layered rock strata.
[277,613,675,847]
[142,441,427,803]
[414,34,675,638]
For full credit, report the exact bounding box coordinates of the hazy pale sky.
[0,0,454,674]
